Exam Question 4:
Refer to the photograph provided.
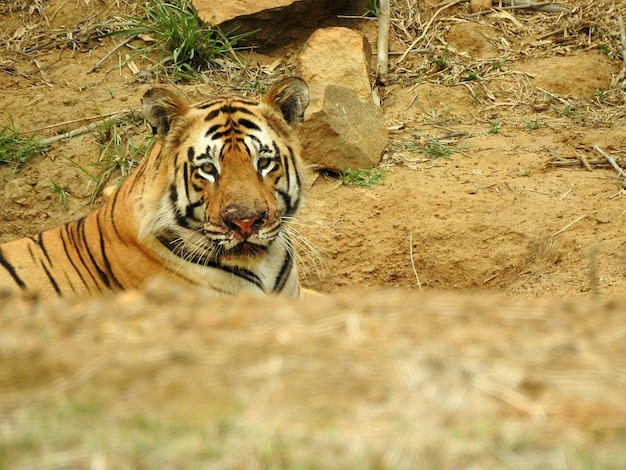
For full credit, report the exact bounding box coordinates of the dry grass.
[387,1,625,104]
[381,0,626,168]
[1,283,625,468]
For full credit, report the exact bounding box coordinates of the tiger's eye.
[258,157,272,170]
[199,162,217,178]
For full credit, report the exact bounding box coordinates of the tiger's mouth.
[224,240,267,257]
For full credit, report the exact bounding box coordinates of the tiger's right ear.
[142,88,189,136]
[263,77,310,125]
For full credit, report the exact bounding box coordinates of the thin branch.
[38,111,135,146]
[618,15,626,72]
[87,35,137,74]
[593,145,626,178]
[376,0,391,84]
[409,233,423,293]
[496,1,569,13]
[20,110,134,136]
[577,153,592,172]
[551,213,591,238]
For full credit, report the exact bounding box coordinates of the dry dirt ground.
[1,0,626,468]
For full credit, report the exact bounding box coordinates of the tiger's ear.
[263,77,310,125]
[142,88,189,136]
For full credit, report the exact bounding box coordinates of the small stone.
[469,0,492,13]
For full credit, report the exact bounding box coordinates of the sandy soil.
[1,0,626,467]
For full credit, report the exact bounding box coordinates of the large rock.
[298,85,388,171]
[296,27,387,171]
[192,0,350,49]
[297,27,373,115]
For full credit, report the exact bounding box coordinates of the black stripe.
[237,118,261,131]
[59,225,80,293]
[183,162,191,199]
[185,200,204,220]
[210,130,232,141]
[277,188,295,215]
[280,146,301,215]
[204,124,222,137]
[0,246,26,289]
[77,217,111,289]
[204,109,220,120]
[123,167,142,195]
[65,220,102,293]
[39,260,61,295]
[220,105,255,115]
[96,211,123,289]
[156,234,265,292]
[198,97,258,111]
[170,184,191,228]
[197,100,219,110]
[285,145,302,191]
[133,158,148,180]
[109,186,126,244]
[30,233,52,265]
[273,248,293,293]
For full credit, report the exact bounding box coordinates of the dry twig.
[38,110,135,146]
[20,110,134,136]
[617,15,626,84]
[551,213,591,238]
[496,0,569,13]
[409,233,423,293]
[87,35,137,74]
[593,145,626,179]
[376,0,390,84]
[577,153,592,172]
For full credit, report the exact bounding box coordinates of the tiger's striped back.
[0,77,310,299]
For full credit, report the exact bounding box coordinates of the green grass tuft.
[104,0,253,82]
[0,119,47,170]
[340,168,387,188]
[524,116,543,131]
[421,141,455,159]
[49,180,71,208]
[90,115,153,202]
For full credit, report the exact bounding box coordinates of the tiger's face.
[140,78,309,268]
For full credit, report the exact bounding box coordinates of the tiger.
[0,77,311,299]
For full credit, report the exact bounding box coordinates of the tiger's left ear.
[142,88,189,136]
[263,77,310,125]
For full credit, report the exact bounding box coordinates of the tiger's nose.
[223,205,268,239]
[227,217,264,238]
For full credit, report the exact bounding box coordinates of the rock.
[298,85,387,171]
[469,0,492,13]
[192,0,350,49]
[4,178,34,206]
[446,22,500,59]
[296,27,387,171]
[297,27,373,115]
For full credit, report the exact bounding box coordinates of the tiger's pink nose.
[226,216,264,239]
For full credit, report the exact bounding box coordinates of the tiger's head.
[138,78,309,269]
